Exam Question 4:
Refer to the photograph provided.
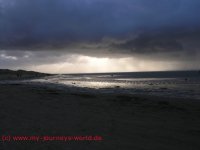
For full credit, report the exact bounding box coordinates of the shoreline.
[1,80,200,101]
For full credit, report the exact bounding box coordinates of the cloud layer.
[0,0,200,72]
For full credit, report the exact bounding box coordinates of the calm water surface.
[30,71,200,100]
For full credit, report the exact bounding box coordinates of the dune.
[0,69,50,80]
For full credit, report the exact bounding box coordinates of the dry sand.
[0,84,200,150]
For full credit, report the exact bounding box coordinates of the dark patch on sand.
[10,83,21,86]
[70,93,96,98]
[33,88,62,95]
[156,101,187,111]
[112,95,146,106]
[117,95,132,102]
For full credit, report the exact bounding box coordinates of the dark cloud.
[0,0,200,51]
[113,36,183,54]
[111,29,200,55]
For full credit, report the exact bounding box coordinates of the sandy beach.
[1,83,200,150]
[1,0,200,149]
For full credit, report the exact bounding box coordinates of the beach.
[1,83,200,150]
[1,0,200,149]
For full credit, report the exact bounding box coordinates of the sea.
[29,70,200,100]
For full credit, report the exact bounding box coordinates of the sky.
[0,0,200,73]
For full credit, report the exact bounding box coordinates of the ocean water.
[30,71,200,100]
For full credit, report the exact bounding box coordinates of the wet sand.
[0,84,200,150]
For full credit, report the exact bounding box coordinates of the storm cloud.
[0,0,200,72]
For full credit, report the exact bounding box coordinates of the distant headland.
[0,69,50,80]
